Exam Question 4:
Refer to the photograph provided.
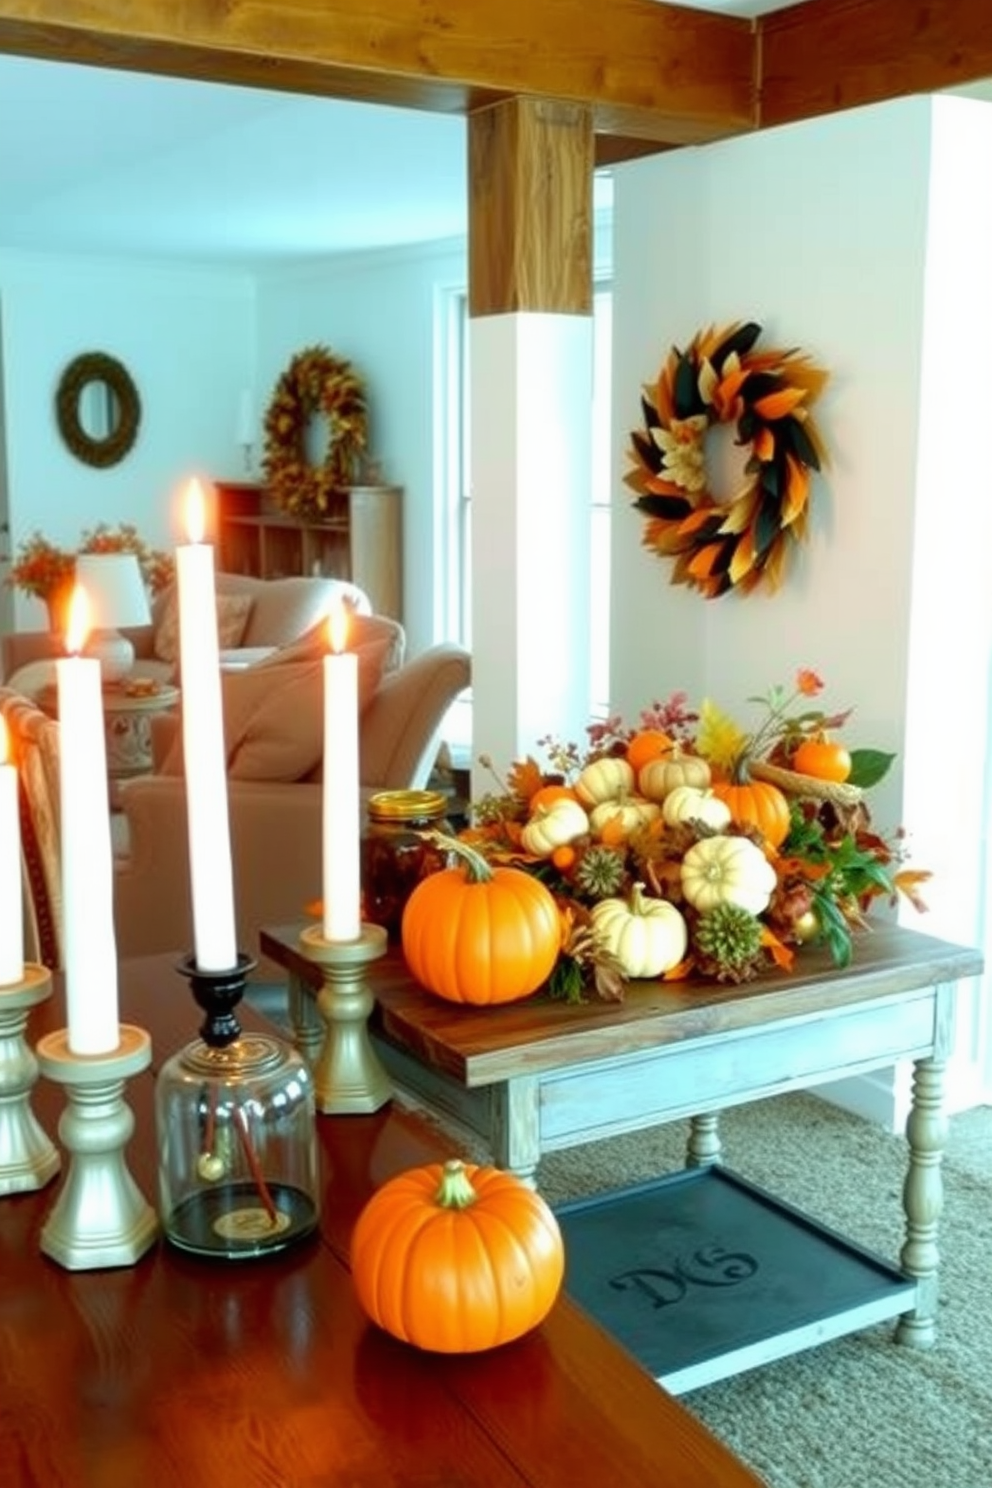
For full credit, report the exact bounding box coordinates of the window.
[435,284,470,646]
[438,281,613,715]
[590,284,612,715]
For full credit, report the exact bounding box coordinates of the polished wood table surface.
[0,955,765,1488]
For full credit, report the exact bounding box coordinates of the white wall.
[0,250,255,629]
[610,94,992,1118]
[254,240,467,657]
[610,96,934,836]
[0,239,465,654]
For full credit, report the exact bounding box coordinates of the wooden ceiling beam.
[0,0,756,147]
[759,0,992,128]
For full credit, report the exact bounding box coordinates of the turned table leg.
[687,1111,722,1167]
[288,970,324,1073]
[896,1055,948,1347]
[491,1076,541,1188]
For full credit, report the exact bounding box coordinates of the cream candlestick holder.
[0,965,61,1195]
[297,922,392,1114]
[35,1024,159,1271]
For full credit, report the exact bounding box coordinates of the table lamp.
[74,552,151,683]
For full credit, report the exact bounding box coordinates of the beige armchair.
[113,642,471,973]
[1,571,369,688]
[0,687,64,970]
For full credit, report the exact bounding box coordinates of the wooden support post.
[467,97,595,785]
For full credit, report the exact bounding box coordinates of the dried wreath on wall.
[262,344,368,521]
[55,351,141,469]
[624,321,829,599]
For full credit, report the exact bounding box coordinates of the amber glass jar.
[361,789,454,938]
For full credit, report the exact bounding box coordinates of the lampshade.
[74,551,151,683]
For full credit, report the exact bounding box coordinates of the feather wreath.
[624,321,829,599]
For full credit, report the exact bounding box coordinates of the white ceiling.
[0,53,470,266]
[2,0,966,267]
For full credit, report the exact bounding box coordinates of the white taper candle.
[0,717,24,985]
[321,607,361,942]
[57,587,120,1054]
[176,477,238,971]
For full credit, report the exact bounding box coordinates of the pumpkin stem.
[730,753,754,785]
[630,881,650,916]
[434,1159,479,1210]
[423,830,494,883]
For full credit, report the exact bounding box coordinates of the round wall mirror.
[55,351,141,468]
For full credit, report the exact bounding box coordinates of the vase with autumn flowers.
[6,522,175,631]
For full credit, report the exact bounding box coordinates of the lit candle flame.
[65,585,91,656]
[327,604,349,654]
[184,477,208,544]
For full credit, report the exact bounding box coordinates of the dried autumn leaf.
[893,869,931,913]
[593,960,627,1002]
[760,925,795,971]
[507,756,545,803]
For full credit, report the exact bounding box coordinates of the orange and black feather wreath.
[624,321,829,599]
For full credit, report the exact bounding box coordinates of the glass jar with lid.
[361,789,453,938]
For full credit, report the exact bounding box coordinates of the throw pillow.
[216,573,369,649]
[158,628,395,781]
[153,588,254,667]
[256,611,405,676]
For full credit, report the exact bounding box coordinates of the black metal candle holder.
[155,952,320,1260]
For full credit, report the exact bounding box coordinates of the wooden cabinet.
[213,481,403,620]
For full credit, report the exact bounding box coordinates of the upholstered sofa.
[1,571,369,689]
[5,629,471,977]
[114,629,471,972]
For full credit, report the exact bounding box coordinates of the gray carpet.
[534,1093,992,1488]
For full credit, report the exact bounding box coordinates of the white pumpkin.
[589,795,661,838]
[519,797,589,858]
[662,784,732,831]
[574,757,635,806]
[638,745,711,803]
[590,882,688,979]
[680,834,777,916]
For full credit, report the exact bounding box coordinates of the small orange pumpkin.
[529,782,579,814]
[401,837,561,1004]
[793,737,852,783]
[625,728,673,774]
[351,1159,565,1353]
[711,773,791,849]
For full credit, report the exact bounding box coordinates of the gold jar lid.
[367,789,449,823]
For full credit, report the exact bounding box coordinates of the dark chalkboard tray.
[555,1165,916,1394]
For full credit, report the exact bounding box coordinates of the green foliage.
[810,892,853,968]
[846,748,895,790]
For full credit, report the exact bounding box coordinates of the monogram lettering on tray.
[609,1244,758,1309]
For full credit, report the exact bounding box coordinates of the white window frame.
[437,254,613,715]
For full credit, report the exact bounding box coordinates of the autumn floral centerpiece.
[7,522,174,628]
[464,670,928,1002]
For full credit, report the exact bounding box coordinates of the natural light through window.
[438,276,613,720]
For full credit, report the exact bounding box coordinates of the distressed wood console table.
[261,922,982,1391]
[0,954,763,1488]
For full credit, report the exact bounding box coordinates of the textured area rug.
[536,1094,992,1488]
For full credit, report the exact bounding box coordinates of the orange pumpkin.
[351,1159,565,1353]
[625,728,673,774]
[529,782,579,814]
[711,775,791,849]
[793,737,852,783]
[401,838,561,1004]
